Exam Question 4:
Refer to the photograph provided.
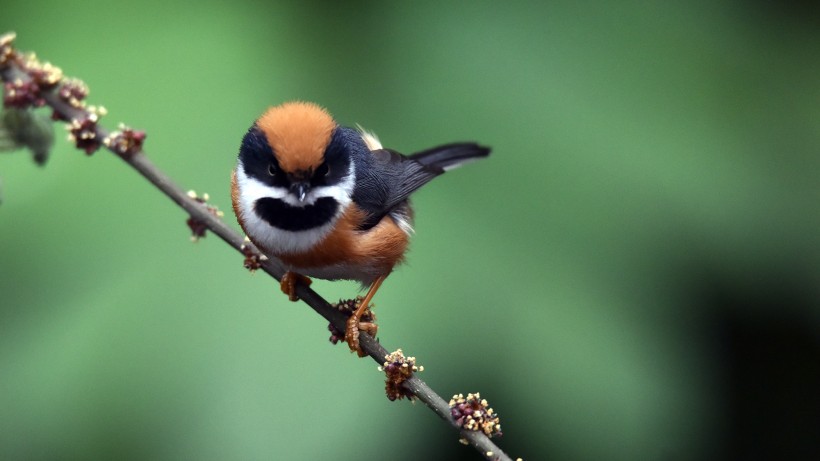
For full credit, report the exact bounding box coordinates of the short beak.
[291,181,309,202]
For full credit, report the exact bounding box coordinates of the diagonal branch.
[1,34,514,461]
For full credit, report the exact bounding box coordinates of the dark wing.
[408,142,490,171]
[352,140,491,230]
[352,148,441,230]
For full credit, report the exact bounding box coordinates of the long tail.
[409,142,491,172]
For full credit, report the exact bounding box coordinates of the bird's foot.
[329,297,377,353]
[345,316,378,357]
[280,271,311,302]
[345,316,363,356]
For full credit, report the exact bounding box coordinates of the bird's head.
[233,101,358,253]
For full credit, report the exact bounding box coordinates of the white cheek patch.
[234,161,356,255]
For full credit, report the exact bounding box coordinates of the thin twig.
[1,36,514,461]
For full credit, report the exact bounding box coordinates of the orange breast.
[278,204,409,276]
[230,169,248,235]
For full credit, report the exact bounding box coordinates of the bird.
[231,101,490,355]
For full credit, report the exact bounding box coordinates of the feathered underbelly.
[275,204,410,286]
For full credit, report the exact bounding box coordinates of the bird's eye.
[268,164,276,176]
[315,162,330,178]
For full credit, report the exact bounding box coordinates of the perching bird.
[231,101,489,354]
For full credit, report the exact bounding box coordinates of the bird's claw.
[280,271,311,302]
[345,316,378,357]
[345,316,363,356]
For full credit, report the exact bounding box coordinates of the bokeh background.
[2,1,819,460]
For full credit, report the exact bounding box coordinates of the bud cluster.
[449,392,502,438]
[185,190,224,241]
[379,348,423,401]
[1,31,145,157]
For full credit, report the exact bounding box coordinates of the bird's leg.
[346,275,386,355]
[280,271,312,302]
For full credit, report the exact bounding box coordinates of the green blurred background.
[2,1,819,460]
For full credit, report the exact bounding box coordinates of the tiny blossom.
[87,105,106,116]
[66,113,100,154]
[0,32,14,46]
[1,41,61,110]
[380,348,423,401]
[449,392,502,438]
[3,79,44,109]
[57,78,89,108]
[103,123,145,157]
[328,297,376,345]
[26,59,63,89]
[240,239,268,272]
[185,190,224,241]
[0,32,16,66]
